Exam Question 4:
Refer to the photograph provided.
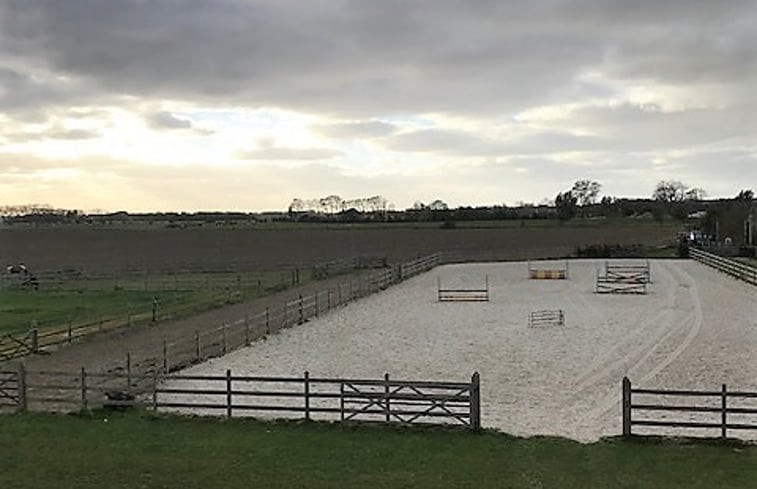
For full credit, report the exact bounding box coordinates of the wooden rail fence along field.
[528,310,565,327]
[398,253,442,280]
[690,248,757,286]
[622,377,757,439]
[437,276,489,302]
[527,260,569,280]
[4,364,481,431]
[1,254,441,377]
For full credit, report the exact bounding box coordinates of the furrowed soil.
[1,222,678,273]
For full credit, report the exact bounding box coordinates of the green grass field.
[0,269,316,336]
[0,289,207,335]
[1,412,755,489]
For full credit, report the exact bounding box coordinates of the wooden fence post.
[721,384,728,439]
[384,373,390,423]
[29,328,38,354]
[222,324,228,354]
[195,331,201,361]
[152,371,158,412]
[265,307,270,334]
[470,372,481,431]
[314,293,319,318]
[622,377,632,437]
[244,314,251,346]
[16,362,27,413]
[298,295,304,324]
[162,339,168,374]
[80,367,88,411]
[126,353,132,392]
[327,288,332,310]
[340,382,345,422]
[67,319,73,344]
[226,369,233,419]
[304,371,311,421]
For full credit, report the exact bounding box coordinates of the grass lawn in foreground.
[1,412,756,489]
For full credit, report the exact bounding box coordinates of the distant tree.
[652,180,690,202]
[319,195,343,214]
[287,198,307,213]
[571,180,602,206]
[428,199,449,211]
[366,195,388,212]
[555,191,578,221]
[736,189,754,201]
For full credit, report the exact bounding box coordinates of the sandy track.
[165,259,757,441]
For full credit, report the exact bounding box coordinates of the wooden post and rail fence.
[690,248,757,286]
[0,364,480,431]
[1,254,442,363]
[622,377,757,439]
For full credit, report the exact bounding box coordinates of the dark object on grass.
[103,390,135,411]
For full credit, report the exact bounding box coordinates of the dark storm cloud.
[3,0,753,117]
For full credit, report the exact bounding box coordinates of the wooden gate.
[340,375,479,428]
[0,370,20,409]
[0,330,38,362]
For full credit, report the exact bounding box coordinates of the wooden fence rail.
[0,255,414,363]
[605,260,651,283]
[596,272,648,295]
[10,366,481,430]
[690,248,757,286]
[622,377,757,439]
[398,253,442,281]
[528,310,565,327]
[0,257,376,292]
[2,254,441,391]
[437,276,489,302]
[527,260,569,280]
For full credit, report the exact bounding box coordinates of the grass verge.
[1,412,756,489]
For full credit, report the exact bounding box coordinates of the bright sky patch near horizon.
[1,0,756,212]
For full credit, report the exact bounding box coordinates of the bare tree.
[428,199,449,211]
[571,180,602,206]
[653,181,689,202]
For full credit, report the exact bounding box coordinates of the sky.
[1,0,756,212]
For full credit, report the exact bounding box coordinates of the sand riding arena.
[164,259,757,441]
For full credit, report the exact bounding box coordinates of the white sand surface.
[163,259,757,441]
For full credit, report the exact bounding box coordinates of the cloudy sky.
[1,0,756,212]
